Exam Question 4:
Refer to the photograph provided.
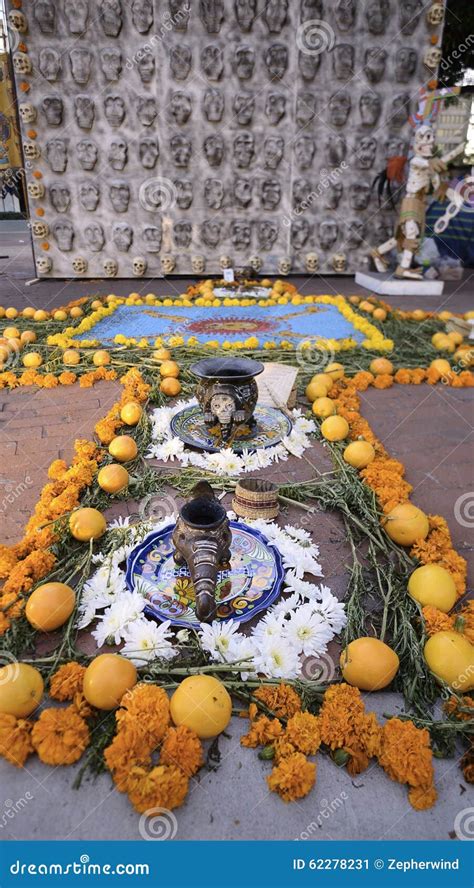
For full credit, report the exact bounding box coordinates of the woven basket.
[232,478,279,520]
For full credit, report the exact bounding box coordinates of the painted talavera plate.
[170,404,292,453]
[125,520,284,628]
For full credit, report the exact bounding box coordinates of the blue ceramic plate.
[170,404,292,453]
[125,520,284,628]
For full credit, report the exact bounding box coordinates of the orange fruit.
[311,372,333,391]
[438,310,452,321]
[92,350,111,366]
[63,349,81,366]
[83,654,137,710]
[383,503,429,546]
[5,307,18,319]
[91,300,103,310]
[69,507,106,541]
[341,638,399,691]
[20,330,36,345]
[349,296,360,304]
[430,358,451,375]
[69,306,83,318]
[97,464,129,494]
[373,308,387,321]
[359,300,374,313]
[306,380,330,402]
[159,360,180,378]
[343,440,375,468]
[120,402,142,425]
[3,326,20,340]
[22,307,36,319]
[312,396,336,418]
[0,663,44,717]
[408,564,457,614]
[447,331,463,346]
[152,348,172,361]
[370,357,393,375]
[324,362,345,380]
[424,631,474,692]
[320,415,349,441]
[33,309,49,321]
[22,352,43,368]
[170,675,232,739]
[25,582,75,631]
[109,435,138,462]
[160,377,182,396]
[106,294,117,304]
[411,309,426,321]
[53,310,67,321]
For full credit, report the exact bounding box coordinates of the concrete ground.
[0,220,472,841]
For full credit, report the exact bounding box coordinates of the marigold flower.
[104,731,151,792]
[443,695,474,722]
[49,663,86,701]
[408,785,438,810]
[373,374,394,390]
[267,752,316,802]
[0,714,34,767]
[127,764,189,813]
[253,683,302,719]
[422,606,455,636]
[461,745,474,783]
[285,712,321,756]
[115,683,170,750]
[160,725,204,777]
[32,707,90,766]
[241,715,283,748]
[273,735,297,763]
[319,684,366,751]
[377,718,434,791]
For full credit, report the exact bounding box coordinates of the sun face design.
[187,316,279,335]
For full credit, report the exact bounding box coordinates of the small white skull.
[32,221,49,238]
[426,3,444,26]
[191,254,206,274]
[36,256,52,274]
[332,252,347,273]
[13,52,32,75]
[27,181,45,200]
[305,252,319,273]
[219,255,232,270]
[132,256,147,276]
[414,124,435,157]
[248,255,262,272]
[8,10,28,32]
[19,102,36,124]
[103,258,118,277]
[23,141,40,160]
[278,257,291,276]
[72,256,88,275]
[423,47,442,69]
[160,254,175,274]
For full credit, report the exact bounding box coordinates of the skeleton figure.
[169,92,192,125]
[399,0,423,35]
[389,93,411,128]
[192,255,206,274]
[333,44,354,80]
[291,219,311,250]
[45,139,68,173]
[265,93,286,125]
[170,135,192,168]
[294,136,316,170]
[161,254,176,274]
[42,97,63,127]
[84,223,105,252]
[298,51,320,81]
[72,257,88,274]
[278,257,291,275]
[350,182,371,210]
[169,0,190,31]
[64,0,89,35]
[296,93,317,128]
[355,137,377,169]
[175,180,193,209]
[199,0,224,33]
[137,97,158,127]
[101,49,122,81]
[201,45,224,80]
[335,0,356,30]
[108,138,128,171]
[76,139,98,170]
[103,258,118,277]
[234,177,253,208]
[74,96,95,129]
[395,48,418,83]
[104,96,126,127]
[112,223,133,252]
[137,53,155,83]
[233,93,255,126]
[235,0,257,31]
[233,133,254,169]
[305,252,319,273]
[365,0,389,35]
[324,182,343,210]
[360,93,382,126]
[109,181,130,213]
[132,0,153,33]
[19,103,36,125]
[37,257,52,274]
[203,89,224,122]
[204,135,224,167]
[204,178,224,209]
[346,219,366,248]
[326,136,347,167]
[99,0,123,37]
[78,182,100,212]
[169,46,192,80]
[264,136,284,169]
[264,44,288,80]
[319,220,339,250]
[231,220,251,249]
[69,49,92,84]
[257,220,278,250]
[364,47,387,83]
[142,226,162,252]
[234,46,255,80]
[263,0,288,33]
[173,221,192,247]
[201,220,222,248]
[50,184,71,214]
[34,1,56,34]
[52,220,74,252]
[139,137,159,169]
[328,92,351,127]
[38,48,61,81]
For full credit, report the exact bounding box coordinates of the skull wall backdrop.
[8,0,445,278]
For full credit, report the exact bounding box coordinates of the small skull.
[13,52,32,75]
[27,182,45,200]
[19,103,36,124]
[36,256,52,274]
[278,257,291,276]
[332,253,347,273]
[191,255,206,274]
[8,10,28,32]
[423,47,442,69]
[305,252,319,273]
[248,255,262,273]
[132,256,147,276]
[32,221,49,238]
[72,256,88,275]
[426,2,444,25]
[160,255,176,274]
[219,255,232,270]
[103,258,118,277]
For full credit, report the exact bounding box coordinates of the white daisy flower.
[251,611,285,643]
[91,591,146,647]
[198,620,241,662]
[121,618,177,665]
[252,637,300,679]
[284,604,334,656]
[108,515,131,530]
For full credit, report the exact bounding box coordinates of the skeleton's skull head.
[72,256,88,275]
[36,256,52,274]
[210,393,236,426]
[103,258,118,277]
[112,223,133,252]
[27,182,45,200]
[219,255,232,270]
[52,220,74,252]
[332,253,347,273]
[104,95,126,126]
[414,124,435,158]
[191,255,206,274]
[76,139,98,170]
[8,10,28,32]
[305,252,319,273]
[13,52,32,75]
[248,255,262,272]
[131,256,146,276]
[278,257,291,276]
[19,103,36,124]
[426,2,444,25]
[32,221,49,238]
[75,95,95,129]
[160,255,175,274]
[423,47,442,69]
[42,96,63,127]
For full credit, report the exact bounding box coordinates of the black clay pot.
[190,357,264,442]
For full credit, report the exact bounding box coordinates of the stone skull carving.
[36,256,52,274]
[296,93,317,128]
[231,220,251,249]
[103,258,118,277]
[359,93,382,126]
[263,0,288,33]
[201,220,222,248]
[234,177,253,208]
[263,136,284,169]
[101,49,122,81]
[109,181,130,213]
[294,136,316,170]
[52,220,75,252]
[142,226,162,252]
[69,49,92,84]
[305,252,319,273]
[175,180,193,209]
[264,43,288,79]
[350,182,371,210]
[395,48,418,83]
[108,138,128,171]
[84,223,105,252]
[365,0,389,35]
[19,103,36,124]
[169,0,190,30]
[204,135,224,167]
[261,178,281,210]
[173,221,192,247]
[170,135,192,168]
[278,257,291,276]
[235,0,257,32]
[364,47,387,83]
[38,48,61,81]
[50,184,71,213]
[298,51,321,81]
[139,137,159,169]
[34,1,56,34]
[169,92,192,125]
[169,46,192,80]
[79,182,100,212]
[132,0,154,33]
[332,253,347,273]
[27,182,45,200]
[257,220,278,251]
[328,92,351,127]
[233,133,254,169]
[99,0,123,37]
[191,255,206,274]
[424,47,442,69]
[233,93,255,126]
[390,94,411,128]
[161,254,176,274]
[42,97,63,127]
[104,96,126,126]
[137,98,158,126]
[137,53,155,83]
[319,220,339,250]
[201,45,224,80]
[324,182,343,210]
[8,11,27,33]
[199,0,224,33]
[333,44,354,80]
[335,0,356,31]
[399,0,423,35]
[64,0,89,34]
[356,137,377,169]
[112,223,133,252]
[265,93,286,125]
[291,219,311,250]
[13,53,32,76]
[202,88,225,122]
[248,255,262,272]
[76,139,98,170]
[346,219,366,248]
[234,46,255,80]
[219,255,233,270]
[45,139,68,173]
[72,256,88,275]
[75,96,95,129]
[32,221,49,238]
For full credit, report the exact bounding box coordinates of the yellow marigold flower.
[49,662,86,701]
[241,715,283,748]
[127,764,189,813]
[253,683,302,719]
[47,459,68,481]
[160,725,204,777]
[443,695,474,722]
[31,707,90,766]
[285,712,321,756]
[104,732,152,793]
[408,785,438,810]
[273,735,297,763]
[267,752,316,802]
[377,718,435,791]
[116,683,170,750]
[319,683,366,750]
[0,713,34,767]
[422,605,455,637]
